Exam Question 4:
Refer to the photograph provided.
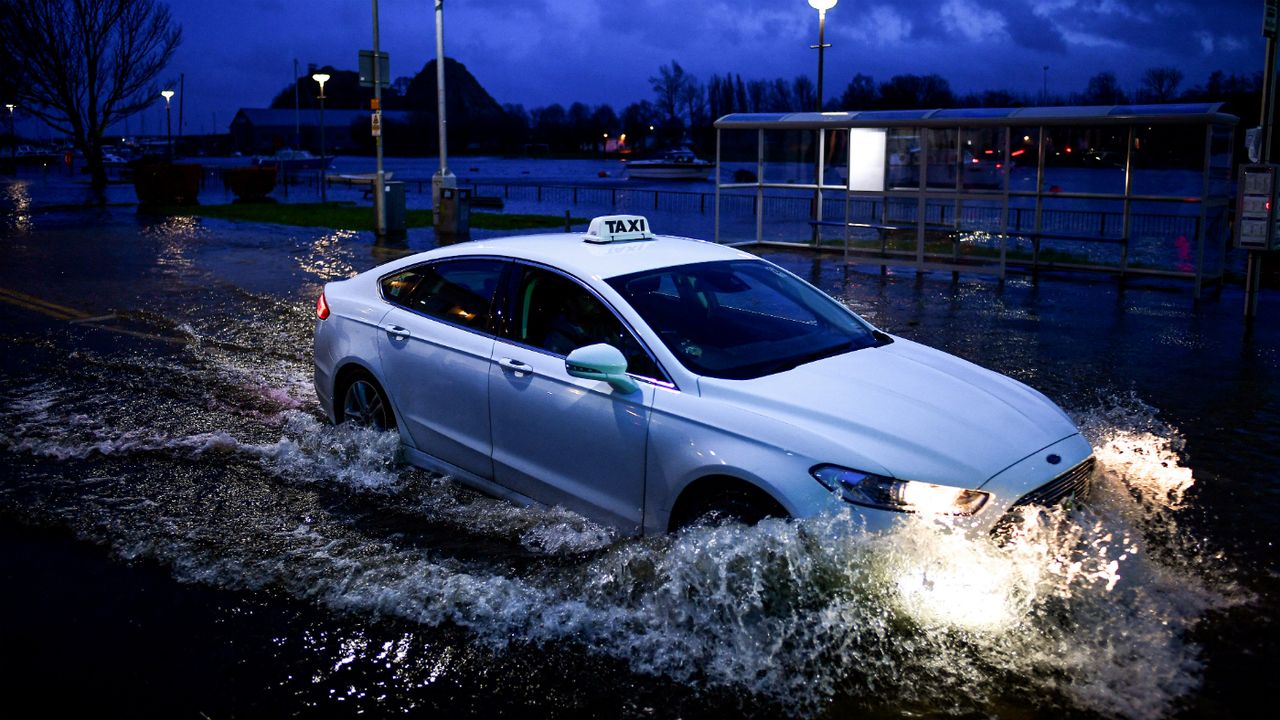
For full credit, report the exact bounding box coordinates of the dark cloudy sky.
[144,0,1263,135]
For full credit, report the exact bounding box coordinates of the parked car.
[313,215,1093,536]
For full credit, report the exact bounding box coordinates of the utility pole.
[432,0,458,239]
[179,73,185,140]
[372,0,387,238]
[293,58,301,149]
[1245,5,1278,319]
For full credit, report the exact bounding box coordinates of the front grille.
[1009,456,1096,510]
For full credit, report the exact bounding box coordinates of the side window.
[380,259,506,331]
[509,266,662,380]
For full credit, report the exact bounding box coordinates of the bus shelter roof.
[713,103,1238,130]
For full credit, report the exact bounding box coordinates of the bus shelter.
[713,104,1238,293]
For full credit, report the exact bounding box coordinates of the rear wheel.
[339,373,395,431]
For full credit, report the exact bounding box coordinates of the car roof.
[407,231,760,281]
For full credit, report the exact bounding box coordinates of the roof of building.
[714,103,1238,129]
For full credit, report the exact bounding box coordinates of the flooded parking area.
[1,176,1278,718]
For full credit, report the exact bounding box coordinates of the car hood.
[697,337,1079,487]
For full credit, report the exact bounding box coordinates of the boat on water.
[324,172,395,185]
[625,147,714,181]
[252,148,333,172]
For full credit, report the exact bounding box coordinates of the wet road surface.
[2,176,1279,719]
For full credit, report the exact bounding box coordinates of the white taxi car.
[314,215,1093,535]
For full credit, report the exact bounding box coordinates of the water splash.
[0,374,1247,718]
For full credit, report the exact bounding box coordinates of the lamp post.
[312,72,330,203]
[808,0,837,112]
[807,1,836,243]
[160,89,174,162]
[5,104,14,170]
[1042,65,1049,105]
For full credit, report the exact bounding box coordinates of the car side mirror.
[565,343,639,394]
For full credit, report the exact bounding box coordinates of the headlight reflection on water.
[889,525,1036,632]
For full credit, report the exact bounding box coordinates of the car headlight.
[811,464,990,516]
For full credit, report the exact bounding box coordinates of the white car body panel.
[314,226,1094,536]
[489,338,654,534]
[378,305,495,478]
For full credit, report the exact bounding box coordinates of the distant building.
[230,108,418,154]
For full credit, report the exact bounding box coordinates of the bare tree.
[792,76,816,113]
[1082,71,1126,105]
[1140,67,1184,103]
[0,0,181,194]
[649,60,692,128]
[839,73,878,110]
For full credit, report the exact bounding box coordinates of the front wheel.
[670,484,787,531]
[339,375,395,431]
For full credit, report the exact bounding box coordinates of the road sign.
[359,50,390,87]
[371,111,382,137]
[1267,0,1278,38]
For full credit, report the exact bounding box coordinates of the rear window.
[380,259,506,331]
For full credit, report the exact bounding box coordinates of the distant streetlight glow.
[312,73,330,203]
[161,90,174,161]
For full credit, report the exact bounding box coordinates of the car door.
[377,257,508,479]
[488,264,665,533]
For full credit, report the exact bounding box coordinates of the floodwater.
[1,171,1278,718]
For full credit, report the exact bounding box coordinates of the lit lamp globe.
[808,0,837,11]
[160,89,174,106]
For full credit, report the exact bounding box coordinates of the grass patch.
[150,201,582,232]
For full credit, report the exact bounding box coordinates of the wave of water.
[0,342,1247,718]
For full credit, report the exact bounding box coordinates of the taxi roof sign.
[585,215,654,244]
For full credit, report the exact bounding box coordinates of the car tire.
[671,482,787,531]
[337,371,396,432]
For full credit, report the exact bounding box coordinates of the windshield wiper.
[758,341,859,376]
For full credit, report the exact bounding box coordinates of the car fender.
[643,386,852,533]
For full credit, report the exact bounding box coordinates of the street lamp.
[312,72,330,203]
[808,0,837,112]
[160,89,174,162]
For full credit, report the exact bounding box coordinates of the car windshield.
[607,260,885,380]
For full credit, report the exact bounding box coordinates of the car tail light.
[316,291,330,320]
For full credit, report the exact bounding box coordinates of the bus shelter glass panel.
[886,127,920,189]
[925,128,960,190]
[1209,125,1234,198]
[1042,125,1126,196]
[959,127,1007,192]
[1129,199,1204,273]
[821,129,850,188]
[762,130,817,185]
[1037,196,1127,266]
[1009,127,1040,194]
[718,128,761,185]
[1131,125,1206,197]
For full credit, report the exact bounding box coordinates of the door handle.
[384,324,411,340]
[498,357,532,373]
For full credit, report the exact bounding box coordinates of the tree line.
[271,57,1264,158]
